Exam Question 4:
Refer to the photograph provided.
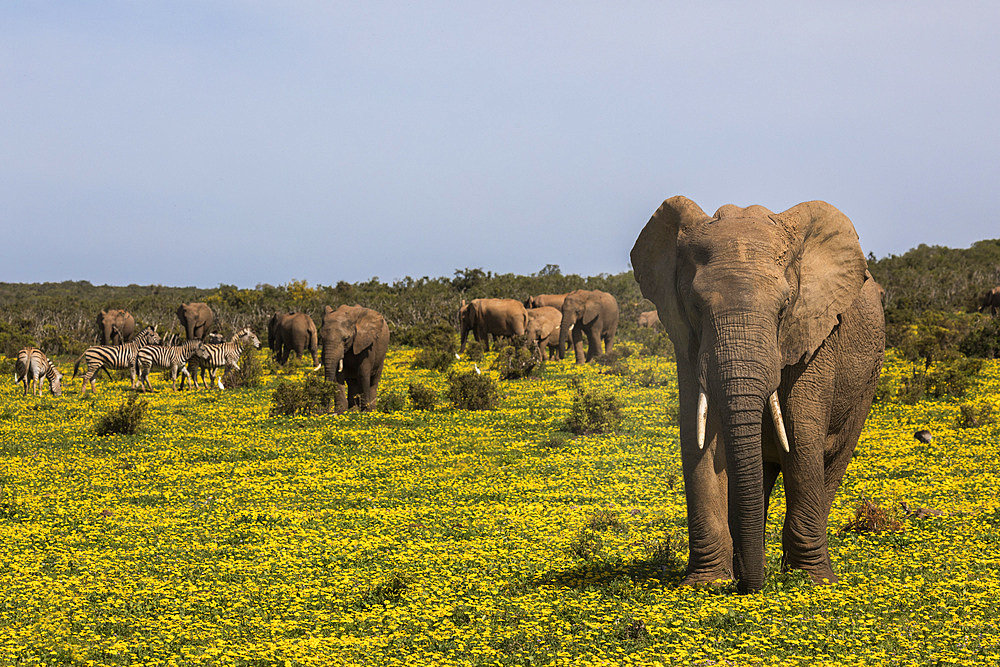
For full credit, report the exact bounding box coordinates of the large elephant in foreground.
[630,196,885,593]
[96,309,135,345]
[979,286,1000,316]
[268,312,319,367]
[320,305,389,413]
[525,306,562,360]
[177,302,215,340]
[558,290,619,363]
[459,298,528,352]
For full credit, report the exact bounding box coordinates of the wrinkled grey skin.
[557,290,619,363]
[631,196,885,593]
[525,306,562,361]
[979,286,1000,316]
[458,298,528,352]
[268,312,319,366]
[320,305,389,413]
[523,293,568,311]
[97,309,135,345]
[638,309,660,329]
[176,302,215,340]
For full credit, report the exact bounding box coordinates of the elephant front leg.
[585,328,602,362]
[680,433,734,584]
[333,381,349,414]
[571,326,585,364]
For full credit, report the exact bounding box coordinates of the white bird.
[474,363,482,375]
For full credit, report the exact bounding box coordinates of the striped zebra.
[188,327,261,390]
[15,348,63,396]
[135,338,204,392]
[73,326,161,394]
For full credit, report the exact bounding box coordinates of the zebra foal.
[187,327,260,390]
[73,326,161,395]
[15,348,63,396]
[135,338,204,391]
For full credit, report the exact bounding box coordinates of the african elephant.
[268,312,320,367]
[630,196,885,593]
[524,293,568,310]
[638,309,660,329]
[458,298,528,352]
[176,302,215,340]
[558,290,619,363]
[96,309,135,345]
[525,306,563,361]
[979,286,1000,316]
[320,305,390,413]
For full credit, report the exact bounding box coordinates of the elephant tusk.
[769,392,791,453]
[312,364,322,372]
[696,389,708,450]
[338,359,344,373]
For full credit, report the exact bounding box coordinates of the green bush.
[958,401,995,428]
[447,371,499,410]
[566,379,624,435]
[411,321,459,371]
[407,382,437,411]
[0,319,33,358]
[377,388,406,413]
[270,376,338,416]
[491,343,541,380]
[960,317,1000,359]
[223,347,265,389]
[463,340,485,361]
[95,395,148,436]
[635,329,675,359]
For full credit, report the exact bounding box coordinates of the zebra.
[135,338,204,392]
[187,327,260,390]
[14,348,63,396]
[73,326,161,395]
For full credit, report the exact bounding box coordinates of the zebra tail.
[73,355,84,377]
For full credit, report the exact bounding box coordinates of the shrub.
[567,528,604,561]
[223,347,265,389]
[377,388,406,413]
[0,319,33,357]
[407,382,437,411]
[632,366,670,387]
[960,317,1000,359]
[958,401,995,428]
[412,321,459,372]
[95,395,148,436]
[270,376,338,416]
[463,340,485,361]
[491,343,541,380]
[447,371,499,410]
[839,498,902,534]
[566,380,624,435]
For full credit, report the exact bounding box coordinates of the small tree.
[447,371,499,410]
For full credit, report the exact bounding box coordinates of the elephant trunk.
[322,343,343,383]
[707,313,781,593]
[558,316,573,360]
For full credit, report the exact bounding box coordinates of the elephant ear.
[773,201,868,367]
[353,310,384,354]
[630,196,708,353]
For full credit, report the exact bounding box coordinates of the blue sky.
[2,2,998,288]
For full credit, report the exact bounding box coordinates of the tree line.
[2,237,999,359]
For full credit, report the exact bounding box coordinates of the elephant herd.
[459,289,621,364]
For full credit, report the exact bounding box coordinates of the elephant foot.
[680,569,733,587]
[781,557,838,585]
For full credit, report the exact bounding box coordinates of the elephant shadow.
[506,554,688,596]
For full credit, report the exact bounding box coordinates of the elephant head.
[320,305,385,383]
[630,196,868,592]
[177,302,215,340]
[96,309,135,345]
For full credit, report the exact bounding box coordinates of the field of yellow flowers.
[0,347,997,666]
